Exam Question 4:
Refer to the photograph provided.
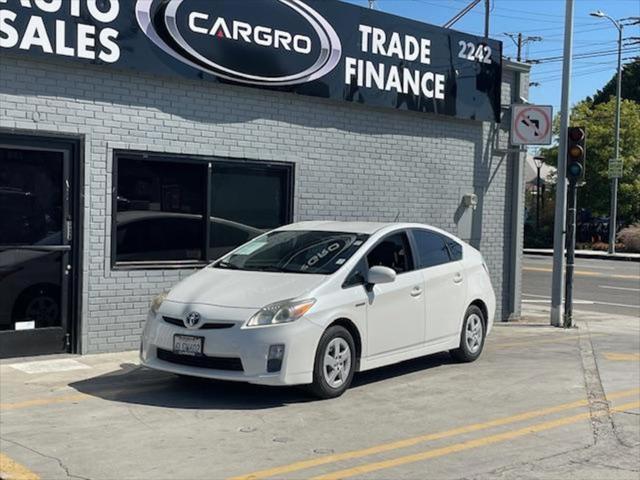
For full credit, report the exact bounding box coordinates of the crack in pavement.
[577,320,620,445]
[0,436,91,480]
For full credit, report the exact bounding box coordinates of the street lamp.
[590,9,623,254]
[533,156,545,230]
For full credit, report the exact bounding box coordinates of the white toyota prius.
[140,221,495,398]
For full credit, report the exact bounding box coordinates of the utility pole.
[484,0,490,38]
[590,13,637,252]
[610,23,623,253]
[550,0,575,327]
[504,33,542,62]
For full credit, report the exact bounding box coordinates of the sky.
[343,0,640,112]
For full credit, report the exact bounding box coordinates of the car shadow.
[69,352,455,410]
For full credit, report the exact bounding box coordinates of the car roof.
[276,221,454,236]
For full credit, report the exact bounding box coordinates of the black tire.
[12,285,60,328]
[450,305,486,363]
[307,325,356,399]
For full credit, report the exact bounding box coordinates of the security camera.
[519,95,529,104]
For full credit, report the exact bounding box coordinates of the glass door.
[0,144,72,358]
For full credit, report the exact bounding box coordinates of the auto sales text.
[0,0,120,63]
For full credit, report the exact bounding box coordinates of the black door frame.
[0,132,83,358]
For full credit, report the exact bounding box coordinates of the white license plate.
[173,335,203,356]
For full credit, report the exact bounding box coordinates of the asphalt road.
[1,313,638,480]
[522,254,640,317]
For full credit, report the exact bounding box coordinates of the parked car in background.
[140,221,496,398]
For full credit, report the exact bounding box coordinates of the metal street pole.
[550,0,575,327]
[609,22,623,253]
[564,180,578,328]
[536,165,542,229]
[590,10,624,254]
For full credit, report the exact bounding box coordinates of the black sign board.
[0,0,503,122]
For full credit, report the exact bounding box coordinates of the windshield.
[212,230,369,274]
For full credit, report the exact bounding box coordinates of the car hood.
[166,267,327,309]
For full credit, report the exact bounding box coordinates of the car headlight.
[149,291,168,315]
[246,299,316,327]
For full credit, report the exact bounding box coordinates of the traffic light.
[566,127,586,182]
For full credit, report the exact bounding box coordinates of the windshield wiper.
[250,266,283,272]
[215,261,240,270]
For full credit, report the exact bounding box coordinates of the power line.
[529,46,639,63]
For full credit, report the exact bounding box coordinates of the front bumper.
[140,301,323,386]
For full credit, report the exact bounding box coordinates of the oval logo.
[135,0,342,86]
[184,311,201,329]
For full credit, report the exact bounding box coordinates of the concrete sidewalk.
[524,248,640,262]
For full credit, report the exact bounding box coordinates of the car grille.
[156,348,244,371]
[162,316,235,330]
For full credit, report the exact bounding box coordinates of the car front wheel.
[307,325,355,399]
[450,305,485,362]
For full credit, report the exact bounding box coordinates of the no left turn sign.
[511,105,553,146]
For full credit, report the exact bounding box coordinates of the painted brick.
[0,55,527,354]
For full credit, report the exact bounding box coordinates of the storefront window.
[209,163,290,259]
[113,153,293,266]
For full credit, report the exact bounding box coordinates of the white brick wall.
[0,55,524,353]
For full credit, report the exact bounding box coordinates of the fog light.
[267,344,285,372]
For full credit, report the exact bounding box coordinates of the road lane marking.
[599,285,640,292]
[522,293,639,310]
[310,400,640,480]
[227,388,639,480]
[0,452,40,480]
[604,353,640,361]
[523,267,639,280]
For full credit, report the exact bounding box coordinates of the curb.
[523,249,640,262]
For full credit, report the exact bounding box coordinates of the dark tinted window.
[446,238,463,261]
[116,158,206,262]
[209,163,290,259]
[367,232,413,274]
[0,149,62,245]
[413,229,451,268]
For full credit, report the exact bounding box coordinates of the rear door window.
[412,229,452,269]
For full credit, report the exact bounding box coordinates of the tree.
[592,59,640,105]
[540,98,640,223]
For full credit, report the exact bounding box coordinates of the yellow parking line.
[228,388,639,480]
[0,452,39,480]
[604,352,640,361]
[523,267,639,280]
[0,393,88,411]
[494,332,606,349]
[311,400,640,480]
[0,383,168,412]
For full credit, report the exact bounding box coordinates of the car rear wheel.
[307,325,355,399]
[450,305,485,362]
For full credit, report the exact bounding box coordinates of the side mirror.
[366,266,396,287]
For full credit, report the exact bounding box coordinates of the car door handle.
[410,286,423,297]
[453,273,463,284]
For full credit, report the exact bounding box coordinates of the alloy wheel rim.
[323,337,351,388]
[465,314,483,354]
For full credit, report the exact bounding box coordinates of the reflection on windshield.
[213,231,369,275]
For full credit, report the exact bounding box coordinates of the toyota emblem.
[184,311,201,329]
